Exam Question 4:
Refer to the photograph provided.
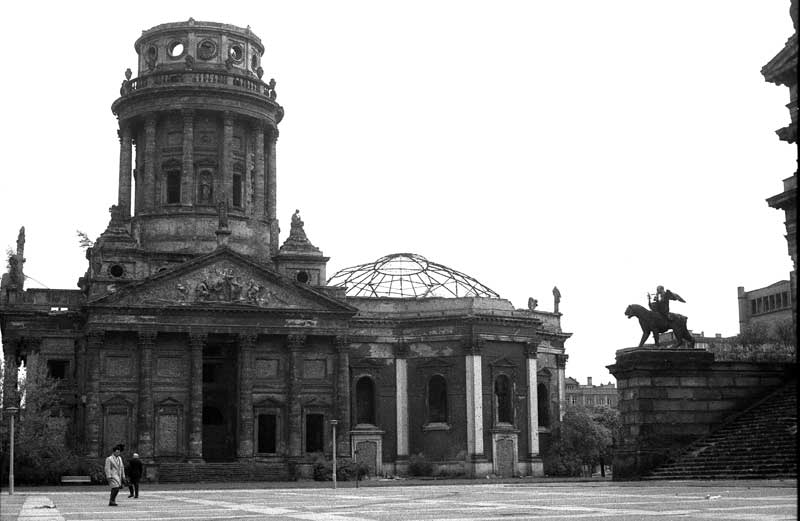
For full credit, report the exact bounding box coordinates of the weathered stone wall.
[608,347,792,479]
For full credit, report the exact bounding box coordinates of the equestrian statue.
[625,285,695,348]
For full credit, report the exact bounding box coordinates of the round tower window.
[168,41,185,58]
[109,264,125,278]
[296,271,310,284]
[198,40,217,60]
[229,44,244,62]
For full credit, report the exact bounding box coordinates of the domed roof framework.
[327,253,500,298]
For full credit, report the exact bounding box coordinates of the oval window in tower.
[167,41,185,59]
[229,44,244,62]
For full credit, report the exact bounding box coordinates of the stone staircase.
[157,461,288,483]
[646,378,797,480]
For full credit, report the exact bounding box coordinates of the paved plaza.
[0,480,796,521]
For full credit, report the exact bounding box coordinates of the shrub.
[408,453,433,477]
[311,454,369,481]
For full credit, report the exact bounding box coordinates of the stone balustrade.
[122,70,275,99]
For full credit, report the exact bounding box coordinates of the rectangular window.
[257,414,277,453]
[769,295,776,311]
[166,171,181,204]
[751,300,757,315]
[756,298,763,314]
[305,413,324,453]
[202,363,216,383]
[782,292,789,308]
[232,174,242,207]
[47,360,69,379]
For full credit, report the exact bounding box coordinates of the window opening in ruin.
[229,44,243,62]
[47,360,69,380]
[355,376,376,425]
[109,264,125,278]
[168,41,185,58]
[166,171,181,204]
[495,374,512,424]
[427,375,448,423]
[232,173,242,207]
[251,54,258,70]
[296,271,309,284]
[537,383,549,427]
[257,413,277,453]
[305,413,324,453]
[198,40,217,60]
[203,406,224,425]
[203,363,217,383]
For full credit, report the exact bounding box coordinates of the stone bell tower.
[110,19,282,262]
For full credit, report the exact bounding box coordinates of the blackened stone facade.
[0,20,570,481]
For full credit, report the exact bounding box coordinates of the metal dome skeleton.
[327,253,500,298]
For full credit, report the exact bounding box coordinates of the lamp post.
[329,420,338,489]
[5,406,19,495]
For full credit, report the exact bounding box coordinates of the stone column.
[556,354,568,422]
[334,336,351,455]
[221,111,234,204]
[237,333,257,459]
[395,344,409,460]
[86,331,104,458]
[525,342,540,459]
[23,341,42,400]
[286,334,305,457]
[143,115,157,210]
[137,330,156,461]
[2,338,19,410]
[188,332,206,462]
[181,109,194,205]
[465,340,484,460]
[118,123,133,218]
[253,123,266,219]
[266,128,278,255]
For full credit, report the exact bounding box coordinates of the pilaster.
[286,334,305,457]
[556,353,568,422]
[464,337,485,461]
[118,123,133,218]
[85,330,104,458]
[137,330,156,461]
[525,341,540,459]
[143,116,157,210]
[221,111,234,204]
[334,336,351,455]
[253,123,266,219]
[2,338,19,410]
[266,127,278,255]
[237,333,257,459]
[181,109,195,205]
[188,332,206,462]
[394,343,409,460]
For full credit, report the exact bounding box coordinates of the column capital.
[525,340,539,358]
[238,332,258,347]
[287,333,306,350]
[395,342,410,359]
[555,353,569,368]
[86,330,106,346]
[144,114,157,128]
[137,329,157,345]
[223,111,234,126]
[334,335,349,351]
[267,126,279,143]
[188,332,208,346]
[464,336,484,356]
[181,108,195,120]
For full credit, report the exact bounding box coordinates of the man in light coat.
[104,444,126,507]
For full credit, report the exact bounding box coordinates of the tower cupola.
[111,19,282,261]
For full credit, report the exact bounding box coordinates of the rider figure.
[648,285,685,323]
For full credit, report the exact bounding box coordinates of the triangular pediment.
[91,247,356,314]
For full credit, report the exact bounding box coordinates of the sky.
[0,1,795,385]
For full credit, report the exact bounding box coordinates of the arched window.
[166,170,181,204]
[495,375,513,424]
[537,383,550,427]
[427,375,448,423]
[202,406,224,425]
[232,173,242,207]
[355,376,376,425]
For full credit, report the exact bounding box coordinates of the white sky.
[0,1,795,385]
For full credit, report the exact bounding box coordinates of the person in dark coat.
[126,452,143,498]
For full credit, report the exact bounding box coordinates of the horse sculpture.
[625,304,695,348]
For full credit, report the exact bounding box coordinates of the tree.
[735,322,770,348]
[771,319,796,350]
[1,359,77,484]
[544,405,616,477]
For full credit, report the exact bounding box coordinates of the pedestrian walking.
[104,444,126,507]
[127,452,143,498]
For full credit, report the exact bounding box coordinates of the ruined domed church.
[0,20,569,481]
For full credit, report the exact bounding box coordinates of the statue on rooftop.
[552,286,561,313]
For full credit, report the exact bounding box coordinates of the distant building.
[565,377,617,409]
[737,282,794,333]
